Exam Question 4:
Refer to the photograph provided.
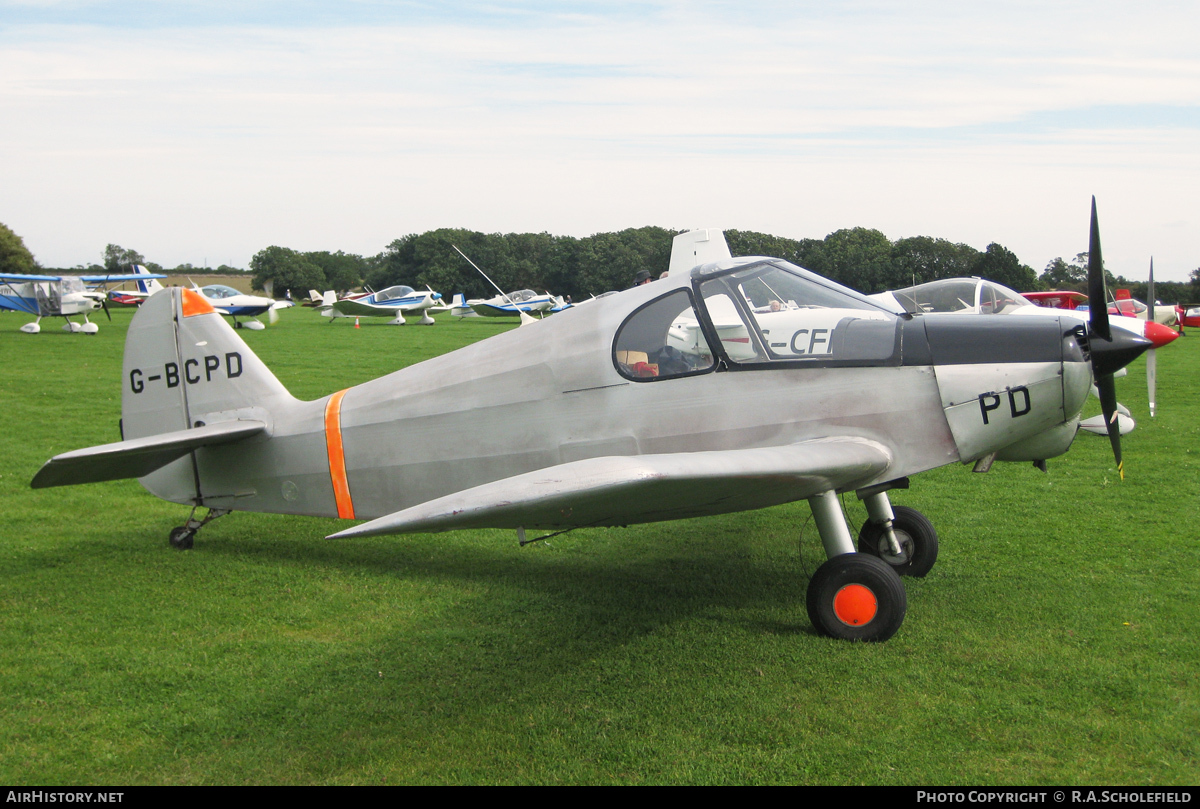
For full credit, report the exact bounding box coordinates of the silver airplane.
[31,201,1155,641]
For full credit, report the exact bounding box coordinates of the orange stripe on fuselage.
[324,389,355,519]
[181,288,216,317]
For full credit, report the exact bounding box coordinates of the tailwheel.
[858,505,938,578]
[166,507,230,550]
[168,526,195,550]
[806,554,906,641]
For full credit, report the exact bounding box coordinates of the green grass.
[1,307,1197,785]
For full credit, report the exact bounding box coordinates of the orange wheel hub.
[833,583,878,627]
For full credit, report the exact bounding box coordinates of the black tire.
[858,505,938,578]
[168,526,194,550]
[806,554,906,642]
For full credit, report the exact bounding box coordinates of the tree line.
[4,221,1198,305]
[252,226,1048,301]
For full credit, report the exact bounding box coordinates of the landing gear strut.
[805,490,907,641]
[856,491,939,578]
[168,507,231,550]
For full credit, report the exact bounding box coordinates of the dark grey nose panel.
[918,315,1064,366]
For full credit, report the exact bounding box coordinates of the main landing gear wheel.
[858,505,938,578]
[806,554,906,642]
[168,526,195,550]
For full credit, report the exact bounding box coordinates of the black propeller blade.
[1087,198,1110,342]
[1084,197,1142,480]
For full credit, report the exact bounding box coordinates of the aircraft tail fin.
[33,288,294,493]
[668,228,732,277]
[318,290,339,317]
[122,288,294,443]
[133,264,164,295]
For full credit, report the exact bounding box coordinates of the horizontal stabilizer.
[328,437,891,539]
[31,419,266,489]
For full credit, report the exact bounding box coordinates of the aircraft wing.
[79,273,168,283]
[0,273,62,282]
[328,437,892,539]
[468,302,520,317]
[331,298,407,317]
[31,420,267,489]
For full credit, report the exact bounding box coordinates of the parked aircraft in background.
[437,293,478,319]
[192,284,276,330]
[316,285,442,325]
[1025,289,1181,328]
[104,265,165,307]
[1,271,166,333]
[1022,290,1088,310]
[451,245,565,324]
[466,289,564,318]
[871,277,1176,348]
[32,201,1158,642]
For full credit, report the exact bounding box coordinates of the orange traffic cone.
[354,317,360,329]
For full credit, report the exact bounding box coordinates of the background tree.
[305,251,367,293]
[250,246,325,298]
[103,244,146,273]
[725,230,822,270]
[889,236,981,289]
[1040,257,1077,289]
[0,222,37,274]
[806,227,893,293]
[971,243,1039,291]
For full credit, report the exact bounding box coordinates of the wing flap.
[329,437,892,539]
[31,419,267,489]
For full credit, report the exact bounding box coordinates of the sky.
[2,1,1198,282]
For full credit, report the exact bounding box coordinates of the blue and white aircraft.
[1,271,166,334]
[192,284,277,330]
[317,286,442,325]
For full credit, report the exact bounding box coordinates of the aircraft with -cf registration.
[31,200,1164,641]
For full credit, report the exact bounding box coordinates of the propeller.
[101,295,112,321]
[1147,258,1157,417]
[1083,197,1126,477]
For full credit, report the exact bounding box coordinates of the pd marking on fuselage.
[978,386,1031,425]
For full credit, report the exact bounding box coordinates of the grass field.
[1,305,1197,785]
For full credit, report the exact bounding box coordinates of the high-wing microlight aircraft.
[1,271,166,333]
[317,286,442,325]
[32,201,1156,641]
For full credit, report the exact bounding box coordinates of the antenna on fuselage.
[451,245,536,326]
